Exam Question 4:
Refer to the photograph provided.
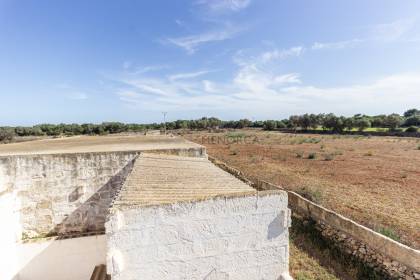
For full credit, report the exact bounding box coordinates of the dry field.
[185,130,420,249]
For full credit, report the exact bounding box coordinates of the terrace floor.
[0,135,203,156]
[15,235,106,280]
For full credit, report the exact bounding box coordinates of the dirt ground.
[185,130,420,249]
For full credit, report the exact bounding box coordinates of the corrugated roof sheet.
[112,153,255,209]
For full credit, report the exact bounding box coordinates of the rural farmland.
[185,130,420,249]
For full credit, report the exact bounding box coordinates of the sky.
[1,0,420,125]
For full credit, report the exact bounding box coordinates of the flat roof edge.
[109,189,287,213]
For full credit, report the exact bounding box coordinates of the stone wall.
[208,156,420,278]
[251,180,420,279]
[106,191,292,280]
[0,151,138,239]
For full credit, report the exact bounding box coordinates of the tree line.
[0,109,419,142]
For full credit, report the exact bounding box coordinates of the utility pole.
[162,112,167,135]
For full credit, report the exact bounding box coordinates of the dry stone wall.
[0,151,138,239]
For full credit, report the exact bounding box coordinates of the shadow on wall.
[268,213,286,240]
[50,158,136,236]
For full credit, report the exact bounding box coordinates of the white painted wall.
[106,192,292,280]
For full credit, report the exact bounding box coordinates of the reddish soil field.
[185,130,420,249]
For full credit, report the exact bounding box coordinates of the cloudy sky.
[1,0,420,125]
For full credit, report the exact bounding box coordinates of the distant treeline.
[1,109,419,142]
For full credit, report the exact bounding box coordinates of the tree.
[288,115,300,130]
[276,121,286,129]
[371,115,386,127]
[384,114,403,130]
[263,120,277,131]
[343,117,354,131]
[403,115,420,127]
[0,127,15,142]
[403,109,419,118]
[354,118,371,131]
[322,114,346,132]
[237,119,251,129]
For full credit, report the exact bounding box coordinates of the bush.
[295,273,311,280]
[405,126,418,133]
[0,127,15,143]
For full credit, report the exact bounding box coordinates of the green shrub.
[295,272,311,280]
[405,126,418,133]
[377,227,400,242]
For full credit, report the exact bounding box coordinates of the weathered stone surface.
[0,136,205,239]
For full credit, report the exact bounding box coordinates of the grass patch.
[377,227,400,242]
[295,272,312,280]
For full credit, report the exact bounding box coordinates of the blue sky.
[1,0,420,125]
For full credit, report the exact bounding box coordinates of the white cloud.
[166,28,239,54]
[233,46,304,67]
[168,70,210,81]
[114,64,420,117]
[371,18,417,41]
[195,0,251,12]
[114,35,420,117]
[260,46,304,63]
[311,39,362,50]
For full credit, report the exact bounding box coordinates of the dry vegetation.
[289,242,339,280]
[185,130,420,249]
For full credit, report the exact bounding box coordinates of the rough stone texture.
[0,135,205,240]
[112,153,256,209]
[243,175,420,278]
[106,192,292,280]
[315,221,419,280]
[0,152,138,238]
